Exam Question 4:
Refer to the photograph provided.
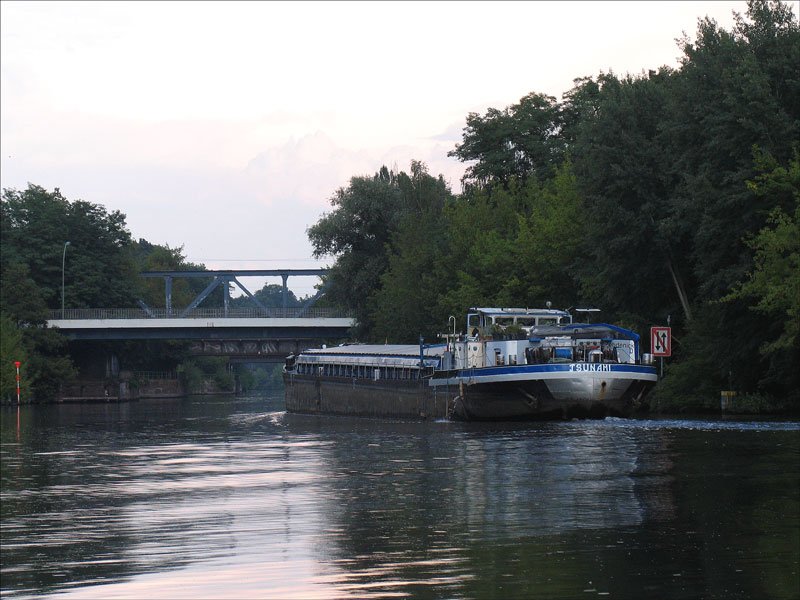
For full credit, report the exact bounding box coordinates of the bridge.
[47,269,355,359]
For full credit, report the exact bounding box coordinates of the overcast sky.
[1,1,756,297]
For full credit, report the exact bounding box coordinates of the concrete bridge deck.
[48,308,355,342]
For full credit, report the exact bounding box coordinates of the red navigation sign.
[651,327,671,357]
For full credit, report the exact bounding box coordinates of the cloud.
[242,132,374,208]
[241,131,467,206]
[430,121,466,143]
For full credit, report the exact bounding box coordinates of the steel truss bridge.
[47,270,354,360]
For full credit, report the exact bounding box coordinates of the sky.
[1,1,756,298]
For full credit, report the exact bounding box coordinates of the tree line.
[308,1,799,410]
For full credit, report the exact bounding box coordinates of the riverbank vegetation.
[309,1,799,412]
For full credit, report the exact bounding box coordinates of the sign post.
[14,361,21,404]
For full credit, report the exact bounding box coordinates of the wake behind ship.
[283,307,658,420]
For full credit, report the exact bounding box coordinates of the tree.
[641,1,800,400]
[449,92,564,189]
[666,0,800,303]
[229,283,302,309]
[738,203,800,346]
[1,184,154,400]
[0,255,76,403]
[1,185,137,309]
[0,261,49,326]
[0,314,27,402]
[570,70,691,323]
[725,151,799,397]
[308,171,403,336]
[507,160,586,308]
[308,162,452,339]
[376,162,453,339]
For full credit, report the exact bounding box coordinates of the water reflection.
[300,418,681,599]
[1,397,798,599]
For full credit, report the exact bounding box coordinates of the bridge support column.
[223,277,231,317]
[281,274,289,312]
[165,276,173,317]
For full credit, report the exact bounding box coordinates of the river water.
[1,393,798,599]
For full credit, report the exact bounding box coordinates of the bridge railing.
[49,307,353,320]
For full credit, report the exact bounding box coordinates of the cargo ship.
[283,307,658,420]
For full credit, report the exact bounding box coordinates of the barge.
[283,307,658,420]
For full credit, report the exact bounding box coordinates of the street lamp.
[61,241,71,315]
